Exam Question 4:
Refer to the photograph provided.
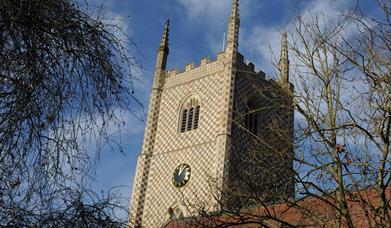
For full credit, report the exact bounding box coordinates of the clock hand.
[178,165,185,176]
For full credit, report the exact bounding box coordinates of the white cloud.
[174,0,356,75]
[176,0,261,26]
[76,0,131,46]
[175,0,262,53]
[241,26,281,76]
[302,0,353,21]
[80,109,145,152]
[177,0,228,20]
[241,0,357,77]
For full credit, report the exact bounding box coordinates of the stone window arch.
[179,95,201,133]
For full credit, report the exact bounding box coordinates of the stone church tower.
[129,0,294,227]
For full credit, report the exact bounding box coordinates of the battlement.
[200,58,210,66]
[165,51,252,79]
[236,56,287,90]
[165,51,227,79]
[163,51,276,89]
[164,59,223,88]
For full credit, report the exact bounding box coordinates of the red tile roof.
[166,187,391,227]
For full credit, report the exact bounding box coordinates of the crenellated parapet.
[163,52,228,88]
[164,61,223,88]
[165,52,227,77]
[163,50,278,90]
[200,57,211,66]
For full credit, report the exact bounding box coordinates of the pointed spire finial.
[226,0,240,50]
[231,0,239,20]
[280,32,288,60]
[160,19,170,49]
[279,32,290,84]
[155,19,170,70]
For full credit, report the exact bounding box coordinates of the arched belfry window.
[179,97,201,133]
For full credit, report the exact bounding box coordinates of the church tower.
[129,0,294,227]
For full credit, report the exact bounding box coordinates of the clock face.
[173,163,191,188]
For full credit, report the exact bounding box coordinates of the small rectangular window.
[253,113,258,135]
[180,109,187,132]
[193,106,200,129]
[187,107,194,131]
[245,109,258,136]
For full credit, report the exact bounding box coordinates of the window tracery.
[179,97,200,133]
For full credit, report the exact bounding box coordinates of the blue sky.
[84,0,378,215]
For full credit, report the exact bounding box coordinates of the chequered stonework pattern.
[130,49,294,226]
[227,60,295,204]
[129,155,151,222]
[130,55,237,227]
[130,2,250,226]
[140,62,226,227]
[142,142,219,226]
[129,2,294,223]
[130,50,294,227]
[154,63,224,153]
